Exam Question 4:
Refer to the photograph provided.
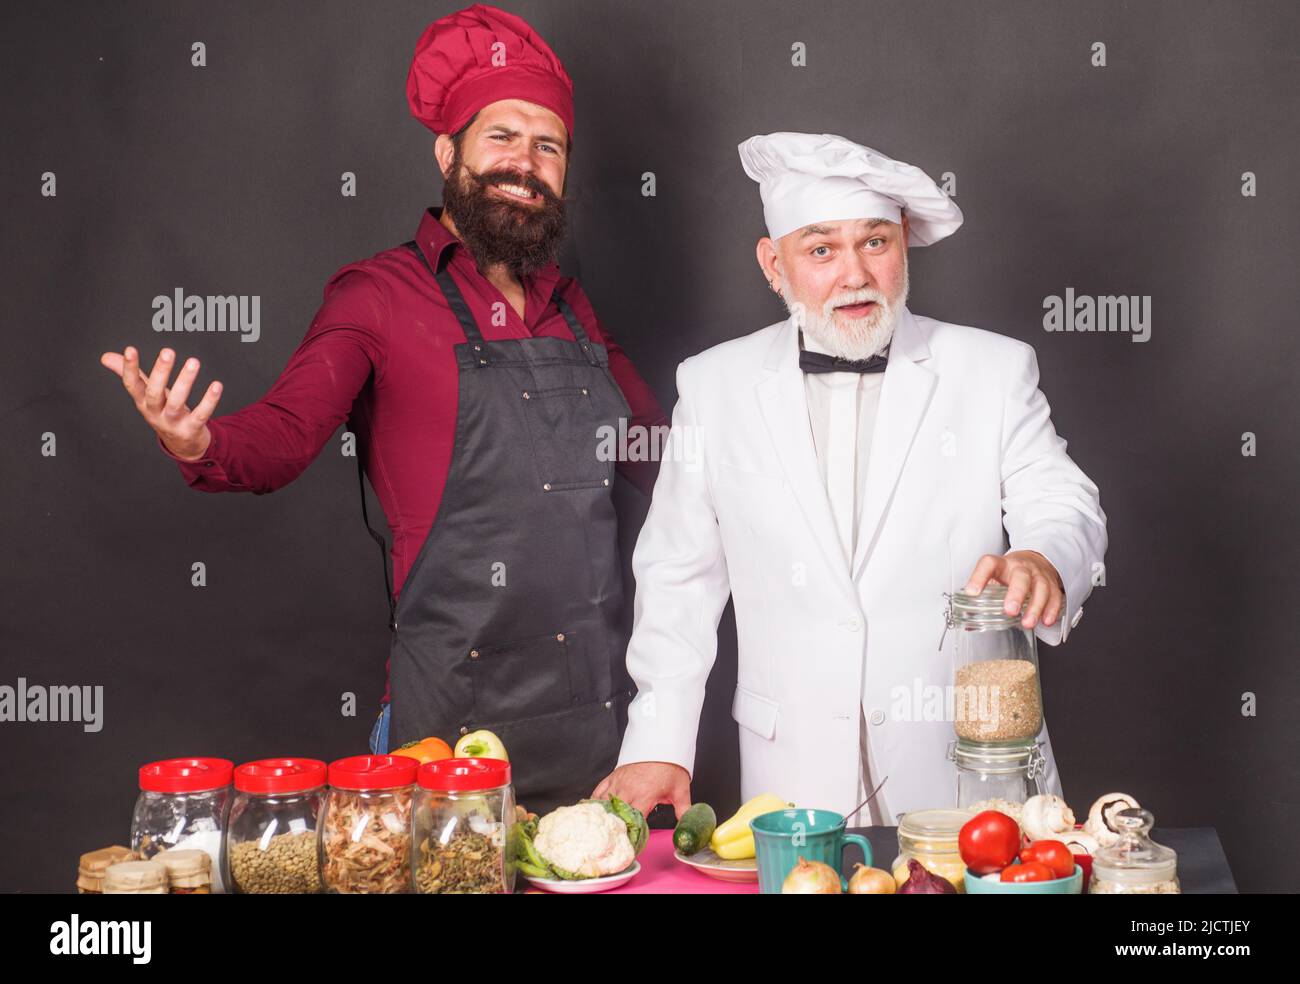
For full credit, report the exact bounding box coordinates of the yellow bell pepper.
[710,793,790,860]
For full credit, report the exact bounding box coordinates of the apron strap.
[554,293,600,366]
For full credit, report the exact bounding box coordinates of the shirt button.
[846,615,862,631]
[869,708,886,726]
[204,462,213,468]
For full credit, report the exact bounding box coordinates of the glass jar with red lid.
[319,754,419,894]
[413,758,515,894]
[225,758,327,894]
[130,757,233,893]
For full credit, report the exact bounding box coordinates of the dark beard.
[441,152,567,278]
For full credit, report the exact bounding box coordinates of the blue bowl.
[964,863,1083,894]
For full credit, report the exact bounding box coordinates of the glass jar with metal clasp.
[948,738,1048,818]
[940,583,1043,746]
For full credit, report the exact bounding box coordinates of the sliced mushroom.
[1084,793,1140,847]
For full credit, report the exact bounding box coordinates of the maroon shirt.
[161,207,667,698]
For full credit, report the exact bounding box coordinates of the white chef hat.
[738,132,963,246]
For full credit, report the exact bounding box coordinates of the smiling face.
[434,98,571,275]
[757,215,911,360]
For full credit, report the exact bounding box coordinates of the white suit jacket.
[616,307,1108,821]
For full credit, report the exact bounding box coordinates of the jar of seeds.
[413,758,515,894]
[941,584,1043,745]
[320,755,418,894]
[226,758,326,894]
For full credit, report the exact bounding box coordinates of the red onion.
[896,859,957,894]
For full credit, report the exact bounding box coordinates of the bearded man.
[100,5,666,814]
[595,132,1107,823]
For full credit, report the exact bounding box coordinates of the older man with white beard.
[593,133,1107,825]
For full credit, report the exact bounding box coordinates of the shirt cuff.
[157,427,233,486]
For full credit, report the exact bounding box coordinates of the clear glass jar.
[891,808,974,893]
[949,738,1047,814]
[131,757,233,893]
[942,584,1042,744]
[413,758,515,894]
[320,755,418,894]
[1089,808,1180,894]
[226,758,326,894]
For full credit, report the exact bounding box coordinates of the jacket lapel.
[851,307,937,581]
[754,320,852,587]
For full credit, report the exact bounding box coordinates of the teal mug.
[750,808,873,894]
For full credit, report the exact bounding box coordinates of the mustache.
[824,287,889,317]
[462,165,561,205]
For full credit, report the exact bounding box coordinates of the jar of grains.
[320,755,418,894]
[1089,808,1180,894]
[891,808,974,893]
[226,758,327,894]
[412,758,515,894]
[949,739,1048,814]
[131,757,233,893]
[942,584,1043,745]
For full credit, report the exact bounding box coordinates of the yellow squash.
[710,793,790,860]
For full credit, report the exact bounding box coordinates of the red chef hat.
[406,4,574,139]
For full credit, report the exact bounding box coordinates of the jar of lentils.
[225,758,326,894]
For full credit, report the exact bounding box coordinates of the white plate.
[521,861,640,893]
[674,847,759,883]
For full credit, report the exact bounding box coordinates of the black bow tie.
[798,340,889,375]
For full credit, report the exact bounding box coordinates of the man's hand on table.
[592,761,692,821]
[963,549,1065,630]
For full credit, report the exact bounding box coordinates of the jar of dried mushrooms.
[320,754,418,894]
[226,758,326,894]
[413,758,515,894]
[942,584,1043,744]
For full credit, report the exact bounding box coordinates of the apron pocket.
[465,631,575,723]
[483,699,621,815]
[520,386,617,489]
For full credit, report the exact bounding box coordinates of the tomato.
[1020,839,1075,879]
[958,810,1021,875]
[1001,861,1055,883]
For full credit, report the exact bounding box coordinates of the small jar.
[156,848,212,894]
[1089,808,1180,894]
[320,755,418,894]
[942,584,1043,744]
[413,758,515,894]
[226,758,326,894]
[950,738,1047,813]
[131,757,233,893]
[77,846,137,894]
[891,808,973,893]
[103,859,168,894]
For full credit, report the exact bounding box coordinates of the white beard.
[784,259,909,361]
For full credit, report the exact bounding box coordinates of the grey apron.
[364,241,630,815]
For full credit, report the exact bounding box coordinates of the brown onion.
[781,856,842,894]
[847,863,896,894]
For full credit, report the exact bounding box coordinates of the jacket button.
[846,616,862,631]
[459,726,469,736]
[469,649,479,660]
[543,483,552,491]
[556,633,565,642]
[604,701,613,710]
[602,479,610,487]
[869,709,886,726]
[581,388,588,396]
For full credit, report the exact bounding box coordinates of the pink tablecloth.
[607,829,757,894]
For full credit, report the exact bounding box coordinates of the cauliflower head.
[533,802,636,877]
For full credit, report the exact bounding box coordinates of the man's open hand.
[100,346,223,461]
[963,549,1065,630]
[592,761,692,821]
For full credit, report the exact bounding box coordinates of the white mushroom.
[1061,830,1100,856]
[1084,793,1140,848]
[1021,794,1076,842]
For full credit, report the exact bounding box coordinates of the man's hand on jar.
[963,550,1065,630]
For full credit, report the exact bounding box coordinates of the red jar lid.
[328,754,419,790]
[417,757,511,792]
[234,758,327,795]
[139,757,234,794]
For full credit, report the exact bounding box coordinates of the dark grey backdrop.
[1,0,1296,893]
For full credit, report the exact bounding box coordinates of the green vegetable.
[579,796,649,857]
[673,803,717,857]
